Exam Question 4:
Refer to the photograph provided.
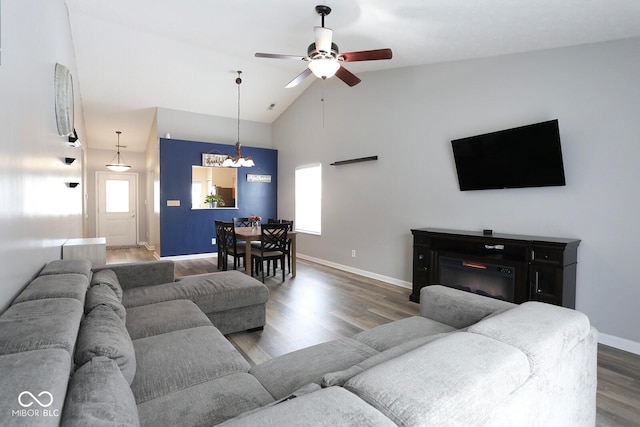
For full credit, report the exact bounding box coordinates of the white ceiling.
[65,0,640,152]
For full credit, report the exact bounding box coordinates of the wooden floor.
[107,247,640,427]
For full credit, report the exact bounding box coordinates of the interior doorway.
[96,172,138,247]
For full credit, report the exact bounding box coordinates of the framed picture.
[202,153,228,167]
[247,174,272,183]
[54,63,74,137]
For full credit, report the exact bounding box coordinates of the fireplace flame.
[462,261,487,270]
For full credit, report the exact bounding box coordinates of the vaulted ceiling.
[65,0,640,152]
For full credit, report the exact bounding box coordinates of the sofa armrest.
[93,261,175,290]
[420,285,515,329]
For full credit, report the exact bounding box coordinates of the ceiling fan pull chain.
[321,80,326,128]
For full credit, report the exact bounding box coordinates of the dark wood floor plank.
[107,247,640,427]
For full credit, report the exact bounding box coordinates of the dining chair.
[222,221,246,270]
[265,219,294,273]
[251,223,289,282]
[214,220,228,270]
[233,217,252,228]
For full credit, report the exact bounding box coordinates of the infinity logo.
[18,391,53,408]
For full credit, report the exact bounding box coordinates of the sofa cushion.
[420,284,515,329]
[137,372,274,426]
[75,305,136,384]
[231,383,321,421]
[39,259,92,279]
[12,273,89,305]
[91,269,123,302]
[0,349,70,426]
[131,325,251,404]
[249,338,379,400]
[1,297,82,321]
[345,332,530,427]
[322,333,449,387]
[94,260,175,290]
[353,315,456,351]
[468,301,592,374]
[85,283,126,323]
[0,305,83,357]
[122,271,268,314]
[62,356,139,427]
[219,386,396,427]
[125,299,212,340]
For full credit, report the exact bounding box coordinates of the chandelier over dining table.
[222,71,255,168]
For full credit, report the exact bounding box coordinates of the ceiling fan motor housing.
[308,42,339,59]
[316,5,332,19]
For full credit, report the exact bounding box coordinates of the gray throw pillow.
[91,269,123,302]
[85,283,127,323]
[75,305,136,384]
[62,356,140,426]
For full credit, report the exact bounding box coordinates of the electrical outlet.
[351,250,356,258]
[211,238,216,245]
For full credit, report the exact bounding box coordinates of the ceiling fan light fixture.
[106,131,131,172]
[308,58,340,79]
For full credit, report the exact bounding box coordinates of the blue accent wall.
[160,138,277,257]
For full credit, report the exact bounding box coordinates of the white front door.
[97,172,138,247]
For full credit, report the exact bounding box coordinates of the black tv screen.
[451,119,566,191]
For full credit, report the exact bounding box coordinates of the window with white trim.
[295,163,321,235]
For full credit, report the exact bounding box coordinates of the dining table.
[234,226,297,277]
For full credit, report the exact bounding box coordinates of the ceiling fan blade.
[335,66,361,87]
[339,48,393,62]
[314,26,333,53]
[285,68,313,88]
[255,52,307,61]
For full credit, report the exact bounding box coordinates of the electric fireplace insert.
[438,256,516,302]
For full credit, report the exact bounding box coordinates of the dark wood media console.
[411,228,580,308]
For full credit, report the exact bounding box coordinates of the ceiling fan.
[255,5,392,88]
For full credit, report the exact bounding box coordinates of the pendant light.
[222,71,255,168]
[106,131,131,172]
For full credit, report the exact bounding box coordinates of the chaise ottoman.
[95,262,269,335]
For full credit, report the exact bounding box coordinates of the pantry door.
[97,172,138,247]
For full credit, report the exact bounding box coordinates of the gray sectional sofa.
[0,259,597,426]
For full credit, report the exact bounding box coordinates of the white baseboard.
[297,253,412,290]
[598,332,640,356]
[158,252,218,261]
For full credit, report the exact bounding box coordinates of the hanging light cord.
[116,131,122,162]
[236,71,242,144]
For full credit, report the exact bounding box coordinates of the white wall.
[0,0,84,310]
[145,111,160,252]
[156,107,272,149]
[273,37,640,351]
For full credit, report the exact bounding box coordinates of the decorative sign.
[247,174,271,183]
[202,153,228,167]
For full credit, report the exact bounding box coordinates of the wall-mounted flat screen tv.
[451,119,566,191]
